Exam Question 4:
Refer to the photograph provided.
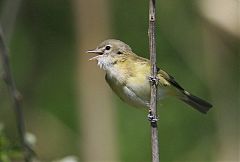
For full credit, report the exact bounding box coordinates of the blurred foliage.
[0,124,23,162]
[0,0,238,161]
[11,0,77,130]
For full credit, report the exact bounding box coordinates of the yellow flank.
[125,56,151,103]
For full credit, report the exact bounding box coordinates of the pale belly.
[105,74,167,108]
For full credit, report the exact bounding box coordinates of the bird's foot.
[149,76,159,86]
[148,109,158,123]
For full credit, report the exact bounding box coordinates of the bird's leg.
[148,109,158,123]
[149,76,159,86]
[148,76,159,124]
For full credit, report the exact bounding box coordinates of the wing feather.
[158,69,184,91]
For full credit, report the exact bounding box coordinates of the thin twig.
[0,0,34,161]
[148,0,160,162]
[0,25,33,162]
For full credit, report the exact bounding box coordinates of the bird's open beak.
[87,48,103,61]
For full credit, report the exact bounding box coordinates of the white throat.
[90,54,113,71]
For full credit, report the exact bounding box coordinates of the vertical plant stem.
[148,0,160,162]
[0,26,33,162]
[0,1,34,161]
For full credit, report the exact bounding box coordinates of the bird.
[87,39,212,114]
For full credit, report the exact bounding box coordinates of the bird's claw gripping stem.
[149,76,159,86]
[148,109,158,123]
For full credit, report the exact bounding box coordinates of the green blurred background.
[0,0,239,162]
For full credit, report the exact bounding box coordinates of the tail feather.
[180,91,212,114]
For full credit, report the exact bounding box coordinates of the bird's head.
[87,39,134,69]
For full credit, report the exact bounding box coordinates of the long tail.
[180,91,212,114]
[158,70,212,113]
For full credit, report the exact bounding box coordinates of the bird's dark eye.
[105,45,111,50]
